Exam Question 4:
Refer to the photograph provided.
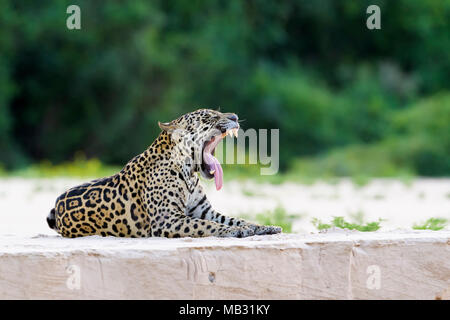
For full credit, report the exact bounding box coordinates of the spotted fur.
[48,109,282,238]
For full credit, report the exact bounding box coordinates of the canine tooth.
[233,128,238,137]
[210,170,215,174]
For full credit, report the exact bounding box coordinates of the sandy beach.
[0,177,448,236]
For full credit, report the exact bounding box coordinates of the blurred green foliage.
[291,93,450,177]
[0,153,119,178]
[0,0,449,177]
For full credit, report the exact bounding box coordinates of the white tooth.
[228,130,233,138]
[233,128,238,137]
[210,170,215,174]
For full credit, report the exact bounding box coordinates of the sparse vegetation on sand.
[413,218,448,231]
[254,206,299,234]
[311,216,383,232]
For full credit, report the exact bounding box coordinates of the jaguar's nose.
[227,114,238,122]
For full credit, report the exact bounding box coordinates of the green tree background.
[0,0,449,177]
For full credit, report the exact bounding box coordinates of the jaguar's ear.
[158,121,179,133]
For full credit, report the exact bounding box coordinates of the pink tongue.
[204,152,223,190]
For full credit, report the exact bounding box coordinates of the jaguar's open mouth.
[201,127,239,191]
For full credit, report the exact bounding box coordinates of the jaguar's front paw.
[253,225,282,235]
[238,226,256,238]
[221,226,255,238]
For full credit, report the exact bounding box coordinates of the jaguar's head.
[158,109,240,190]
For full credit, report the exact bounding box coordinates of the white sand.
[206,178,450,233]
[0,177,449,236]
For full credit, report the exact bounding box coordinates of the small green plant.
[242,189,256,197]
[412,218,448,231]
[255,206,298,233]
[241,188,266,197]
[311,218,332,230]
[349,210,365,224]
[312,216,382,232]
[372,194,385,200]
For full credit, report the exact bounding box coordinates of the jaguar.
[47,109,282,238]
